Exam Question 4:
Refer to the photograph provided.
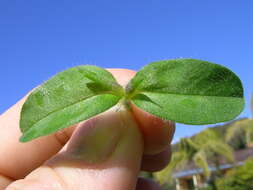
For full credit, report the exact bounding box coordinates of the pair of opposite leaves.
[20,59,244,142]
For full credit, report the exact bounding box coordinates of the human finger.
[0,69,135,180]
[136,177,164,190]
[108,69,176,155]
[141,146,171,172]
[6,105,143,190]
[131,104,175,155]
[0,97,76,180]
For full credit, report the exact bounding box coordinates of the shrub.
[216,158,253,190]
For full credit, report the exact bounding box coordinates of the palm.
[155,128,234,184]
[226,118,253,146]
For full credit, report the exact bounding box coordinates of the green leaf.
[20,65,123,142]
[207,140,234,163]
[127,58,244,125]
[193,151,210,177]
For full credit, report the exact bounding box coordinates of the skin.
[0,69,175,190]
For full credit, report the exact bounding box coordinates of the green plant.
[216,158,253,190]
[154,129,234,184]
[199,187,214,190]
[226,119,253,146]
[19,58,244,142]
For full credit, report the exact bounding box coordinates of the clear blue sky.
[1,0,252,141]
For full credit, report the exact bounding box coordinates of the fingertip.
[107,68,136,87]
[141,146,171,172]
[108,68,176,155]
[131,104,175,155]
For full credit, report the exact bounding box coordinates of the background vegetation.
[216,158,253,190]
[140,115,253,189]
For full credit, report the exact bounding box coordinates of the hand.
[0,69,175,190]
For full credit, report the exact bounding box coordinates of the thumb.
[6,107,144,190]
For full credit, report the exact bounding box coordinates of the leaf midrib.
[23,91,119,132]
[134,90,243,99]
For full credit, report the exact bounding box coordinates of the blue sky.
[1,0,252,141]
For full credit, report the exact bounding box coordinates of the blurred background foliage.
[140,95,253,190]
[216,158,253,190]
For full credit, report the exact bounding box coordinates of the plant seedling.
[19,58,244,143]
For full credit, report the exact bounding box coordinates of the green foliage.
[226,119,253,146]
[139,171,153,179]
[160,181,177,190]
[172,118,251,151]
[154,128,234,184]
[199,187,214,190]
[193,129,234,162]
[126,58,244,125]
[216,158,253,190]
[20,59,245,142]
[20,66,123,142]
